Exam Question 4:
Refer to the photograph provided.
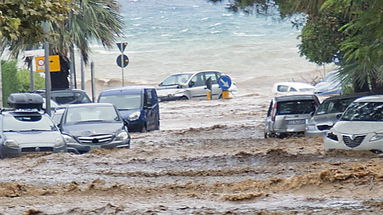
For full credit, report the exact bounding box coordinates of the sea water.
[88,0,320,93]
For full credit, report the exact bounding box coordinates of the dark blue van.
[98,87,160,132]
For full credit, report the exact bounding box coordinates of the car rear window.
[277,100,316,115]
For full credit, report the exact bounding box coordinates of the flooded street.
[1,94,383,214]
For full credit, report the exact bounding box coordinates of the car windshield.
[160,74,192,86]
[99,94,142,110]
[52,92,91,104]
[3,114,57,132]
[65,106,120,124]
[316,98,355,115]
[277,100,316,115]
[341,102,383,121]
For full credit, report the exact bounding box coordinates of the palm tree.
[49,0,123,89]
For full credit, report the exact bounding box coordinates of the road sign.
[116,42,128,53]
[218,75,232,91]
[116,54,129,68]
[35,55,61,72]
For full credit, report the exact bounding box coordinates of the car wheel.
[180,96,188,100]
[264,132,268,139]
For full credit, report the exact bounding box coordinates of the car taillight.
[271,103,277,121]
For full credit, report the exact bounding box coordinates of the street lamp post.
[43,22,52,116]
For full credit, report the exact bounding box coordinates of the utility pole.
[0,57,2,108]
[90,62,95,102]
[80,55,85,90]
[43,22,52,116]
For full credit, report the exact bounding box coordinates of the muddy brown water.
[1,95,383,214]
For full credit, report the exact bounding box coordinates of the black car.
[57,103,130,154]
[34,89,92,105]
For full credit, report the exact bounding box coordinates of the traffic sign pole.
[116,42,128,87]
[121,55,124,86]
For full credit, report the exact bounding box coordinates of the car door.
[205,72,221,99]
[188,72,207,99]
[143,89,158,130]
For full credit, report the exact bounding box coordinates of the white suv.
[324,95,383,152]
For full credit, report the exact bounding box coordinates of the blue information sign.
[218,75,232,91]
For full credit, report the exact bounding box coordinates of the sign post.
[116,42,129,87]
[218,75,232,99]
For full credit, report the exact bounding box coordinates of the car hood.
[333,121,383,134]
[5,131,62,144]
[62,122,123,137]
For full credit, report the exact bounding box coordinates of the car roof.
[100,86,155,95]
[353,95,383,103]
[34,89,88,94]
[167,71,221,76]
[322,93,371,102]
[66,103,114,108]
[274,94,318,102]
[274,82,314,89]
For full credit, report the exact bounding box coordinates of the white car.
[157,71,236,101]
[324,95,383,152]
[314,70,342,95]
[272,82,315,95]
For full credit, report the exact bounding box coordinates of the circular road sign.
[218,75,232,91]
[116,54,129,68]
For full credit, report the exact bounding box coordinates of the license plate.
[287,119,305,125]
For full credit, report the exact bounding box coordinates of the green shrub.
[1,60,45,107]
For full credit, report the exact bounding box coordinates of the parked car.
[324,95,383,153]
[264,94,320,138]
[272,82,315,95]
[34,89,92,105]
[0,93,67,158]
[57,103,130,154]
[314,71,342,96]
[305,93,369,137]
[157,71,236,101]
[98,86,160,132]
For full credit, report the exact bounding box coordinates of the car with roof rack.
[0,93,67,158]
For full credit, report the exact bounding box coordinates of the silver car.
[58,103,131,154]
[305,94,367,137]
[264,95,320,138]
[0,94,67,158]
[157,71,235,101]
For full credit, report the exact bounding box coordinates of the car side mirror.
[310,111,315,117]
[336,113,342,120]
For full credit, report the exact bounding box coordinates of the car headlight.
[62,134,78,144]
[54,137,66,148]
[115,131,129,141]
[370,133,383,142]
[4,139,19,149]
[128,111,141,121]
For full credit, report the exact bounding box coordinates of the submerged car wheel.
[180,96,188,100]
